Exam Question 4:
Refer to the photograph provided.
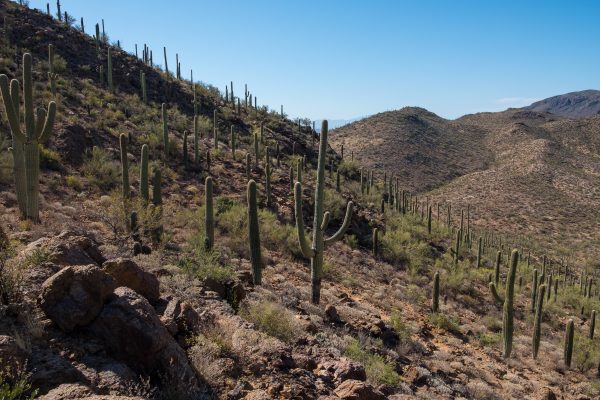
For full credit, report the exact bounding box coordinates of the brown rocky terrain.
[0,1,599,400]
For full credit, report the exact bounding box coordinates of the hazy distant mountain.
[526,89,600,117]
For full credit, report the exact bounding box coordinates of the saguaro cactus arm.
[0,75,24,139]
[294,182,314,258]
[324,201,353,248]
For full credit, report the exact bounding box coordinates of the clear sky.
[26,0,600,121]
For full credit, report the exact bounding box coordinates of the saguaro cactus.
[119,133,130,199]
[294,120,353,304]
[193,116,199,164]
[247,180,262,285]
[476,237,482,268]
[590,310,596,339]
[494,251,501,285]
[265,146,271,206]
[372,228,379,257]
[432,271,440,312]
[48,44,58,96]
[0,53,57,221]
[204,176,214,251]
[454,229,460,266]
[141,72,147,103]
[531,269,539,312]
[162,103,168,156]
[564,319,574,368]
[140,144,149,201]
[502,249,518,358]
[427,206,432,234]
[532,284,546,359]
[107,47,113,92]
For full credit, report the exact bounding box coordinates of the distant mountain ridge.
[314,117,363,132]
[525,89,600,118]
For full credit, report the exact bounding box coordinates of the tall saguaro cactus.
[119,134,130,200]
[247,180,262,285]
[205,176,214,251]
[140,144,149,201]
[161,103,168,157]
[532,284,546,359]
[432,271,440,312]
[294,120,353,304]
[48,44,58,96]
[502,249,518,358]
[0,53,57,222]
[564,319,574,368]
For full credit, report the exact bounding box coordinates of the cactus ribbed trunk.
[204,176,214,251]
[531,269,538,312]
[247,180,262,285]
[194,116,199,164]
[494,251,501,285]
[502,249,518,358]
[590,310,596,339]
[476,237,482,268]
[532,284,546,359]
[140,144,149,201]
[564,319,574,367]
[432,271,440,312]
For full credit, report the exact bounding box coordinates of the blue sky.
[27,0,600,121]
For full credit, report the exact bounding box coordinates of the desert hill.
[526,89,600,118]
[0,2,599,400]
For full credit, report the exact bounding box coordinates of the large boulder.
[88,287,197,385]
[25,231,105,266]
[39,265,116,332]
[102,258,160,303]
[334,380,386,400]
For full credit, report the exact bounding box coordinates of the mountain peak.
[525,89,600,117]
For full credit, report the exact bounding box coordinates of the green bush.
[39,146,62,171]
[390,311,412,344]
[428,313,461,334]
[344,337,400,386]
[573,334,600,372]
[82,147,121,191]
[239,300,299,343]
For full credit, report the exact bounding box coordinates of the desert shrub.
[390,311,412,344]
[337,159,360,180]
[82,146,120,191]
[477,332,501,347]
[428,313,461,334]
[178,244,234,283]
[258,209,300,257]
[239,300,298,343]
[65,175,82,190]
[322,188,346,221]
[343,337,400,386]
[573,334,600,372]
[0,365,38,400]
[345,234,358,249]
[39,146,62,171]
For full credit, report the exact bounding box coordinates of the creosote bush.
[343,336,400,386]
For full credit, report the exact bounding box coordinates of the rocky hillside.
[526,90,600,118]
[0,2,599,400]
[330,105,600,261]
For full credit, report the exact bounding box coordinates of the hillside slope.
[0,2,599,400]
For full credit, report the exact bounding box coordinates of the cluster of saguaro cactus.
[0,53,57,222]
[294,121,353,304]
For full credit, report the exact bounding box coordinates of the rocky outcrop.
[24,231,105,266]
[334,379,386,400]
[102,258,160,303]
[88,287,197,385]
[39,265,116,332]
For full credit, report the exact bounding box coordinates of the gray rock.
[39,265,115,332]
